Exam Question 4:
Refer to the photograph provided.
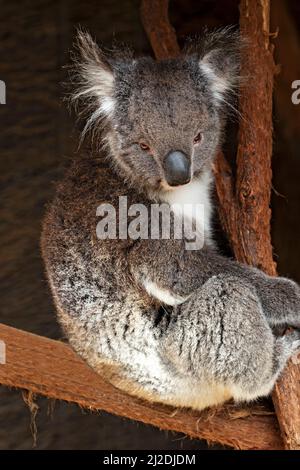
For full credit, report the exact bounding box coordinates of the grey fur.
[41,30,300,411]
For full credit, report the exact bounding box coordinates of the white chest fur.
[159,170,213,245]
[143,171,214,306]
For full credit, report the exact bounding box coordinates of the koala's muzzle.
[163,151,191,187]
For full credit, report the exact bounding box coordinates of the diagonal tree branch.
[140,0,180,59]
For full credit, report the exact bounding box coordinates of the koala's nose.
[163,150,191,187]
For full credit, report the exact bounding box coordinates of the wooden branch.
[214,2,277,275]
[272,360,300,450]
[213,152,237,243]
[0,322,283,449]
[140,0,180,59]
[141,0,300,450]
[234,0,276,274]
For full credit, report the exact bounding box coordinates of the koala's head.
[72,29,240,192]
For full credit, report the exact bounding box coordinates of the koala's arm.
[128,238,300,328]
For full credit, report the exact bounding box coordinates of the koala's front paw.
[260,276,300,329]
[278,330,300,363]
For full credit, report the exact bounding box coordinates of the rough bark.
[141,0,300,450]
[0,322,283,450]
[140,0,180,59]
[227,0,276,275]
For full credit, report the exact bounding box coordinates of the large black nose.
[163,150,191,187]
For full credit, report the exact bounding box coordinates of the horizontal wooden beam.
[0,322,282,449]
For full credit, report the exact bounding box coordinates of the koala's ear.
[185,27,241,106]
[70,31,115,135]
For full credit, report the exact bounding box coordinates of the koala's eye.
[193,132,203,145]
[139,142,151,152]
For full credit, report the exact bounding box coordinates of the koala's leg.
[162,275,300,404]
[53,260,299,409]
[129,241,300,331]
[55,272,300,410]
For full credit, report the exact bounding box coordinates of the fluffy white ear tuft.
[199,60,233,105]
[185,27,241,108]
[71,31,115,137]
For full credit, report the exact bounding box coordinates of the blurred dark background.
[0,0,299,450]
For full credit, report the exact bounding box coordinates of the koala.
[41,29,300,411]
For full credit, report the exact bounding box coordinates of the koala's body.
[41,30,300,411]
